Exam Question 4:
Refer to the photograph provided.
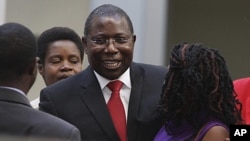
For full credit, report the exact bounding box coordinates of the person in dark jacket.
[0,22,81,141]
[39,4,168,141]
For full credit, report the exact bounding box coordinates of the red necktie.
[107,80,127,141]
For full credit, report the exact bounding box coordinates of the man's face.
[84,16,136,80]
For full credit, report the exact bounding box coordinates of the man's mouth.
[103,60,121,69]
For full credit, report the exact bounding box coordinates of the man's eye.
[92,39,107,45]
[114,38,128,43]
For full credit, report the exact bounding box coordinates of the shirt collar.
[0,86,26,96]
[94,68,131,90]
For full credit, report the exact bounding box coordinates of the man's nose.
[105,39,118,53]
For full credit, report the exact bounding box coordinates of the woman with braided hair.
[154,42,244,141]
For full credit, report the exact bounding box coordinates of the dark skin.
[0,57,37,95]
[82,15,136,80]
[202,126,229,141]
[38,40,82,86]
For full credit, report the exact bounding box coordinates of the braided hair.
[158,42,244,133]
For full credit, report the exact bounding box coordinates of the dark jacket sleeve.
[39,88,58,116]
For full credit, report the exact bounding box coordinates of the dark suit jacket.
[39,62,168,141]
[0,88,81,141]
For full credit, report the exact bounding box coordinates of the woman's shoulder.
[202,125,229,141]
[197,120,229,141]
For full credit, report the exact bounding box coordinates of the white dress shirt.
[94,68,131,120]
[30,97,39,109]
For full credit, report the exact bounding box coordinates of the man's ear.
[82,36,88,55]
[28,57,38,75]
[132,34,136,43]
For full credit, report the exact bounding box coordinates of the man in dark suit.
[39,4,168,141]
[0,22,81,141]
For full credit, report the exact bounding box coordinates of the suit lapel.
[78,65,145,140]
[127,63,145,140]
[79,67,120,140]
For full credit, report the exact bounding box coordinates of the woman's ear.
[37,57,44,75]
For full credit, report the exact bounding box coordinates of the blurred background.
[1,0,250,101]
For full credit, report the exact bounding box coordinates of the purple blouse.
[154,120,229,141]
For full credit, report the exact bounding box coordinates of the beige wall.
[5,0,90,100]
[0,0,6,24]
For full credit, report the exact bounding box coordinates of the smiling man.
[39,4,168,141]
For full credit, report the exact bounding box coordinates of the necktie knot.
[107,80,123,92]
